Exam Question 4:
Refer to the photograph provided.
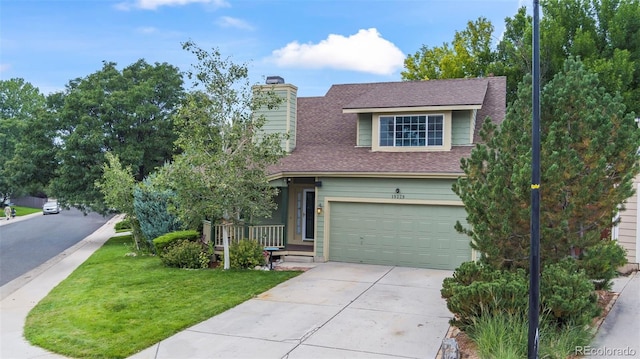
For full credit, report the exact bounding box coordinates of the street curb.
[591,292,620,334]
[0,214,124,301]
[0,212,42,227]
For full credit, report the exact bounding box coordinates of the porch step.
[283,255,314,263]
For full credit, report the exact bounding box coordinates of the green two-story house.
[209,76,506,270]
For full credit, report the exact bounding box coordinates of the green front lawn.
[2,205,41,218]
[24,235,301,359]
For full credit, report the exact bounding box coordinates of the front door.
[303,189,315,241]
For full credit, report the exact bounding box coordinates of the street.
[0,209,113,286]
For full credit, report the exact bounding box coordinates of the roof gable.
[268,76,506,177]
[343,78,489,110]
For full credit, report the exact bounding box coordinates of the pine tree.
[133,174,182,247]
[454,58,640,269]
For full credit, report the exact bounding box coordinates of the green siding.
[319,177,461,202]
[254,85,297,152]
[329,202,470,269]
[451,110,472,145]
[255,191,285,225]
[286,87,297,150]
[260,101,288,146]
[269,178,287,187]
[357,114,372,146]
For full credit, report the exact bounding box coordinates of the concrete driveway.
[130,262,454,359]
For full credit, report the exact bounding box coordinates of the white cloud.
[0,63,10,73]
[216,16,254,31]
[116,0,230,11]
[270,28,405,75]
[136,26,158,34]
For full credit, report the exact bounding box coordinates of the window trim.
[372,112,451,152]
[379,114,444,148]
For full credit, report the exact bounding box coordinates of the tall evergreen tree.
[453,59,640,269]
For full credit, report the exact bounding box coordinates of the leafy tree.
[495,0,640,110]
[49,60,184,213]
[492,7,533,105]
[403,1,640,113]
[95,152,145,249]
[158,41,286,269]
[538,0,639,114]
[401,17,495,80]
[453,59,640,269]
[5,95,59,197]
[0,79,48,201]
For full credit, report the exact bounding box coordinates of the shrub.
[442,260,600,329]
[445,260,491,285]
[159,240,209,269]
[115,218,132,231]
[442,262,529,329]
[540,260,599,327]
[228,239,266,269]
[577,241,627,290]
[153,230,200,255]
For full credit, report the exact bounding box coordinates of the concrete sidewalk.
[590,271,640,359]
[0,214,122,358]
[129,263,454,359]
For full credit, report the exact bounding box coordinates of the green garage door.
[328,202,471,269]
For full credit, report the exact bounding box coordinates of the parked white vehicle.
[43,201,61,215]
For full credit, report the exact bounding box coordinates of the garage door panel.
[329,202,470,269]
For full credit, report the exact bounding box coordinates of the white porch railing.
[212,224,245,245]
[205,222,285,248]
[250,225,285,248]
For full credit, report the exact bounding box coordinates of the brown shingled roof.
[268,77,506,178]
[344,78,489,109]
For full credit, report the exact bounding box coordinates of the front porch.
[202,221,314,258]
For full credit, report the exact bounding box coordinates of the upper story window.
[379,115,444,147]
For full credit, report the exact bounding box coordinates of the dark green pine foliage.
[453,58,640,269]
[133,174,182,247]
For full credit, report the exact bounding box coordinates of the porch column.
[281,186,288,246]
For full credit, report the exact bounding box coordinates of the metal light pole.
[528,1,541,358]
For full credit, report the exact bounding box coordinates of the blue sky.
[1,0,529,97]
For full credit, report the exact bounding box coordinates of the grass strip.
[2,205,41,218]
[24,235,300,358]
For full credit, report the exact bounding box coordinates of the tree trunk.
[222,213,230,270]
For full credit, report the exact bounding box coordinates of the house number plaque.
[392,188,404,199]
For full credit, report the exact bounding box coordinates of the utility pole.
[528,1,541,358]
